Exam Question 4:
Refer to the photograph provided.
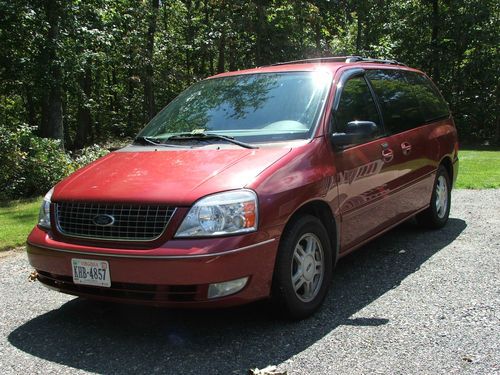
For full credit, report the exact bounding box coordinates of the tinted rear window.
[366,69,423,133]
[402,71,450,122]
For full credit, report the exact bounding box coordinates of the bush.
[71,144,110,170]
[0,126,109,200]
[0,124,73,199]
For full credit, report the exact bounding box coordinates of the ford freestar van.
[27,56,459,318]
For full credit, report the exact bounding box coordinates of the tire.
[271,215,333,319]
[416,165,451,229]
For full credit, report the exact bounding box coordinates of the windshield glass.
[137,71,331,143]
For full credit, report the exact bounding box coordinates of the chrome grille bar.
[55,202,176,241]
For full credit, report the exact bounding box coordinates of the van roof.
[211,56,422,79]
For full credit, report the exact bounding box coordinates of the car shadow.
[8,218,466,374]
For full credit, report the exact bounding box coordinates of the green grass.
[456,149,500,189]
[0,198,40,251]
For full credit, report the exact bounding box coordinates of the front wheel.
[416,165,451,229]
[271,215,333,319]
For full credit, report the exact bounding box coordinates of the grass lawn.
[456,149,500,189]
[0,198,40,251]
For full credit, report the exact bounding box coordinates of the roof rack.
[270,56,406,67]
[345,56,406,66]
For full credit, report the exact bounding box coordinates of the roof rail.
[270,56,406,67]
[271,56,350,66]
[345,56,406,66]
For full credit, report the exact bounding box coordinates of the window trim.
[365,75,386,135]
[331,68,366,113]
[330,69,385,142]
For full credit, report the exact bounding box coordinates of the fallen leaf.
[248,365,287,375]
[28,270,38,282]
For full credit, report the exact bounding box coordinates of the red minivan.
[27,56,459,318]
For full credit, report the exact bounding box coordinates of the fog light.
[207,277,248,299]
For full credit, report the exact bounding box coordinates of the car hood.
[53,145,291,205]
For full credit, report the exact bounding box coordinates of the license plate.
[71,258,111,288]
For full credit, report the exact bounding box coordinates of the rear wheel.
[416,165,451,229]
[271,215,333,319]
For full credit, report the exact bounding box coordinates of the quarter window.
[403,71,450,123]
[334,76,381,134]
[366,70,424,133]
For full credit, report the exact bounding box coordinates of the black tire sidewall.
[272,215,333,319]
[424,165,451,228]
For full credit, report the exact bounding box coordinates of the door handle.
[401,142,412,156]
[381,148,394,163]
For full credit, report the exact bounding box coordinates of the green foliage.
[0,0,498,199]
[0,125,108,199]
[1,1,498,145]
[71,144,110,169]
[0,123,73,199]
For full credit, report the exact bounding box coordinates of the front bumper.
[27,227,278,308]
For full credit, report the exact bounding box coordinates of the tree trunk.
[74,67,93,150]
[255,2,266,65]
[198,0,211,76]
[24,86,36,127]
[315,18,322,53]
[217,29,226,73]
[39,0,64,146]
[495,81,500,145]
[127,46,135,133]
[228,37,236,71]
[355,5,362,54]
[430,0,440,82]
[143,0,159,122]
[184,0,194,76]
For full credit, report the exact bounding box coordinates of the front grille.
[55,202,176,241]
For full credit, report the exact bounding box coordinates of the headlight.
[175,190,258,237]
[38,188,54,230]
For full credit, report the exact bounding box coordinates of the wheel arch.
[283,199,339,266]
[439,156,453,183]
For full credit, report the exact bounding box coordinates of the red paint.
[27,59,459,308]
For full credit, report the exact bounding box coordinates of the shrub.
[0,124,74,199]
[0,126,109,200]
[71,144,110,170]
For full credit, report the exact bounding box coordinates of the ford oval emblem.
[93,214,115,227]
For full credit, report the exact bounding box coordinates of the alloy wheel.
[291,233,325,302]
[435,175,448,219]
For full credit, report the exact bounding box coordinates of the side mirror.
[330,121,378,147]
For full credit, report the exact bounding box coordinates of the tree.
[0,0,498,150]
[38,0,65,145]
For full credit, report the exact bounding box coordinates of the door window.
[366,69,424,133]
[402,71,450,123]
[334,76,381,135]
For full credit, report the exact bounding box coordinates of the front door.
[331,72,401,253]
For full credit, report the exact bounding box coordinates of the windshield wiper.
[134,136,162,145]
[167,133,258,149]
[133,136,182,148]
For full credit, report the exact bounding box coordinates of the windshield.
[137,71,331,143]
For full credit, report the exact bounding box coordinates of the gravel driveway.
[0,189,499,374]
